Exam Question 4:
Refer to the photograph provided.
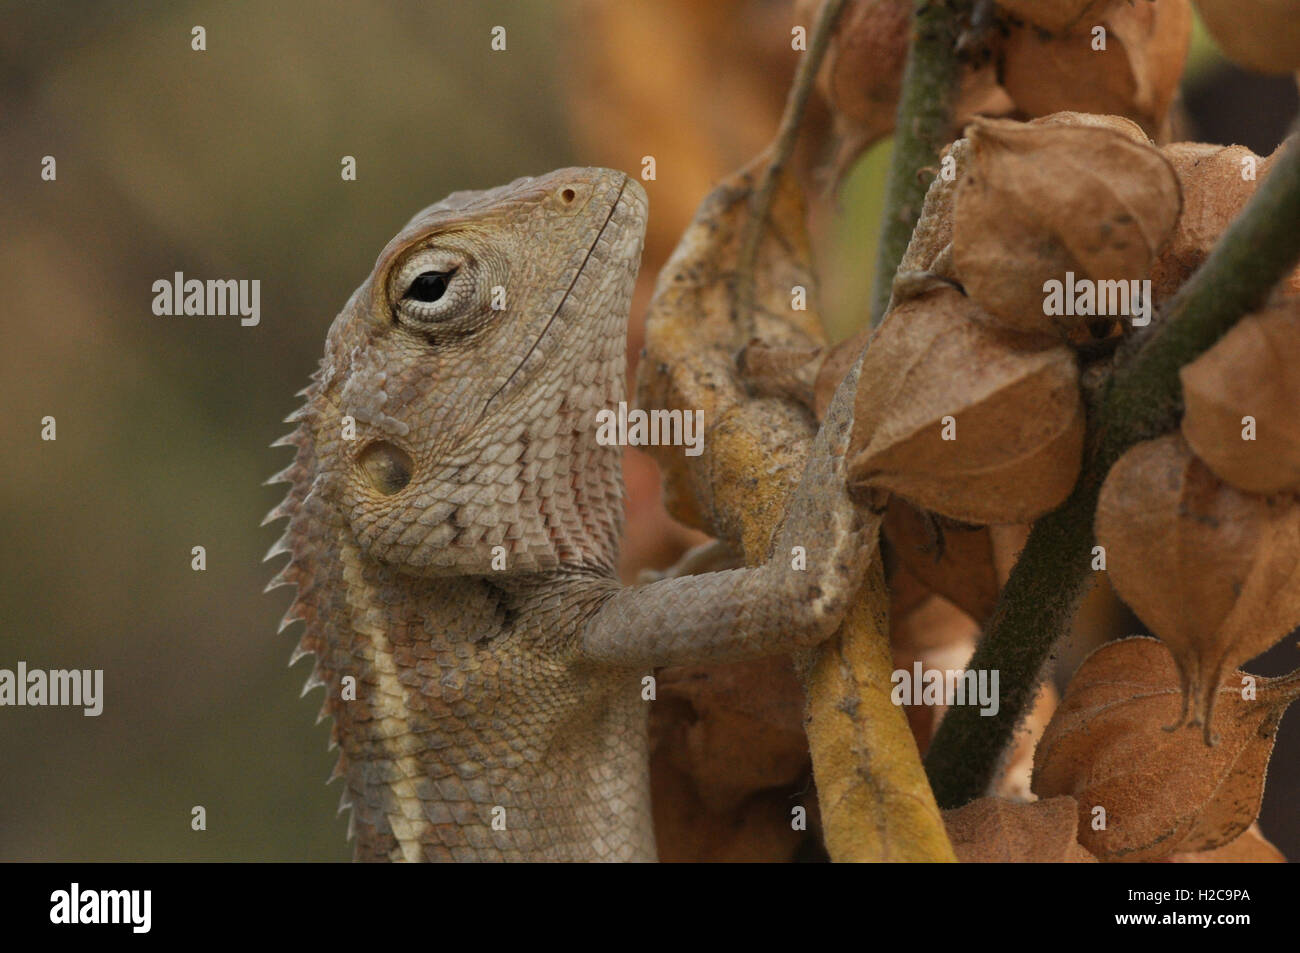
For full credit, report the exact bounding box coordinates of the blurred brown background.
[0,0,1295,861]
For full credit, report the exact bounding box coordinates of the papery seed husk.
[1150,142,1282,302]
[1032,637,1300,861]
[1181,301,1300,494]
[1169,823,1286,862]
[1000,0,1192,137]
[952,117,1181,338]
[848,287,1084,523]
[1194,0,1300,74]
[1095,434,1300,739]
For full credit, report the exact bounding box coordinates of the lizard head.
[270,168,648,586]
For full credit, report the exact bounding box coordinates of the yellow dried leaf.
[1194,0,1300,74]
[1032,636,1300,861]
[944,795,1098,862]
[848,287,1084,524]
[953,117,1181,337]
[805,562,958,862]
[1096,434,1300,739]
[1001,0,1192,136]
[1181,301,1300,494]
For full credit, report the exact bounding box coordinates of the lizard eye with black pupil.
[405,270,454,303]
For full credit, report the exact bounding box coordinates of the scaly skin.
[266,168,871,861]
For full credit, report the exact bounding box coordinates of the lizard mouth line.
[473,177,630,426]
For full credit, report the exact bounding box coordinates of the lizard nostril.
[560,188,576,204]
[358,441,414,495]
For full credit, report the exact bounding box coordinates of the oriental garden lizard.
[265,167,872,861]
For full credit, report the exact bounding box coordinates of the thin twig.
[925,121,1300,809]
[869,0,973,325]
[734,0,848,341]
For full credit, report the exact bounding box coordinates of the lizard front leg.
[582,352,879,669]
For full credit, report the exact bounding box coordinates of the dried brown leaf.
[953,117,1181,338]
[1032,636,1300,861]
[848,287,1084,523]
[944,795,1098,862]
[1096,434,1300,738]
[805,563,958,862]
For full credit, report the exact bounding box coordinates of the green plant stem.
[925,123,1300,809]
[869,0,973,325]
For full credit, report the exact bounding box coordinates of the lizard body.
[266,167,870,861]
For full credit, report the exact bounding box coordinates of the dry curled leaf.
[952,117,1181,338]
[1150,141,1285,301]
[1096,434,1300,740]
[1000,0,1191,136]
[650,753,812,862]
[944,795,1097,862]
[888,113,1146,315]
[1181,300,1300,495]
[637,161,954,863]
[635,162,825,557]
[1032,636,1300,862]
[1194,0,1300,74]
[848,287,1085,524]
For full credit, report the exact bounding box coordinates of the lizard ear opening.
[357,441,414,496]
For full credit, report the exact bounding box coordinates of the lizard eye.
[391,249,470,325]
[405,270,455,303]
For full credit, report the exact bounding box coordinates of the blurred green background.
[0,0,1296,861]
